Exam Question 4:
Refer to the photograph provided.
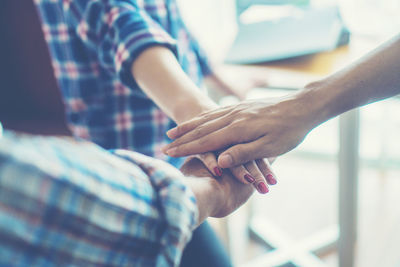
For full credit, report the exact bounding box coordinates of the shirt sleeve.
[0,132,198,267]
[74,0,179,86]
[186,31,214,77]
[174,10,213,77]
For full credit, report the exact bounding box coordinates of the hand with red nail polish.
[180,157,255,219]
[229,158,276,194]
[193,151,277,194]
[195,152,222,178]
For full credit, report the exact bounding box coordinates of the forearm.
[182,177,220,225]
[131,46,217,123]
[297,34,400,127]
[180,158,221,225]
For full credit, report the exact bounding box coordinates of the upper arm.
[73,0,178,85]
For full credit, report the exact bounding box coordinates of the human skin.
[125,151,254,225]
[163,34,400,168]
[131,46,276,192]
[180,157,254,225]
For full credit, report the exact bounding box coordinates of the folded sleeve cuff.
[112,150,198,266]
[113,13,179,86]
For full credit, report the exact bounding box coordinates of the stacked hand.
[193,150,276,194]
[180,157,255,218]
[163,95,315,168]
[190,66,276,194]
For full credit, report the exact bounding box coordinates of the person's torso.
[35,0,207,166]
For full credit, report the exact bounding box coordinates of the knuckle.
[230,166,244,177]
[255,159,268,170]
[204,154,216,165]
[176,145,192,156]
[193,126,205,138]
[197,137,207,146]
[178,125,188,134]
[198,136,213,147]
[247,166,264,181]
[199,153,214,165]
[253,173,265,183]
[230,147,249,164]
[229,120,244,132]
[172,146,185,156]
[199,110,210,117]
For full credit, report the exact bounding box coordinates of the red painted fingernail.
[267,174,277,185]
[257,182,269,194]
[214,167,223,177]
[244,174,255,183]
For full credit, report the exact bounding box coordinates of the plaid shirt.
[34,0,212,166]
[0,130,198,266]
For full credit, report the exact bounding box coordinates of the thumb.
[218,140,264,168]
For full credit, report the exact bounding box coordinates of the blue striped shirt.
[0,130,198,266]
[34,0,212,167]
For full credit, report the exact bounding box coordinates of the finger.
[164,114,232,152]
[217,138,267,168]
[229,165,256,185]
[244,161,269,194]
[166,107,232,139]
[197,152,222,177]
[165,126,240,158]
[255,158,277,185]
[268,157,277,164]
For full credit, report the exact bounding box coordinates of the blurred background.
[1,0,399,266]
[177,0,400,267]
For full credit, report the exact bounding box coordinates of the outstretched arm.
[163,34,400,168]
[132,46,276,192]
[132,46,216,124]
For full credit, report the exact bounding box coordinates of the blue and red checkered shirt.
[34,0,212,167]
[0,130,198,266]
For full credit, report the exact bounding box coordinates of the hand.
[180,157,255,218]
[113,151,255,224]
[163,94,317,168]
[197,152,277,194]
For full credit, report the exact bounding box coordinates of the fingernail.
[214,167,223,177]
[166,128,177,138]
[219,154,233,167]
[267,174,277,185]
[244,174,255,183]
[257,182,269,194]
[166,147,177,156]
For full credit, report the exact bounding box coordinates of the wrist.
[187,177,223,223]
[173,95,218,124]
[292,80,335,130]
[180,159,224,223]
[198,178,225,218]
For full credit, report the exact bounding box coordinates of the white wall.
[176,0,238,61]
